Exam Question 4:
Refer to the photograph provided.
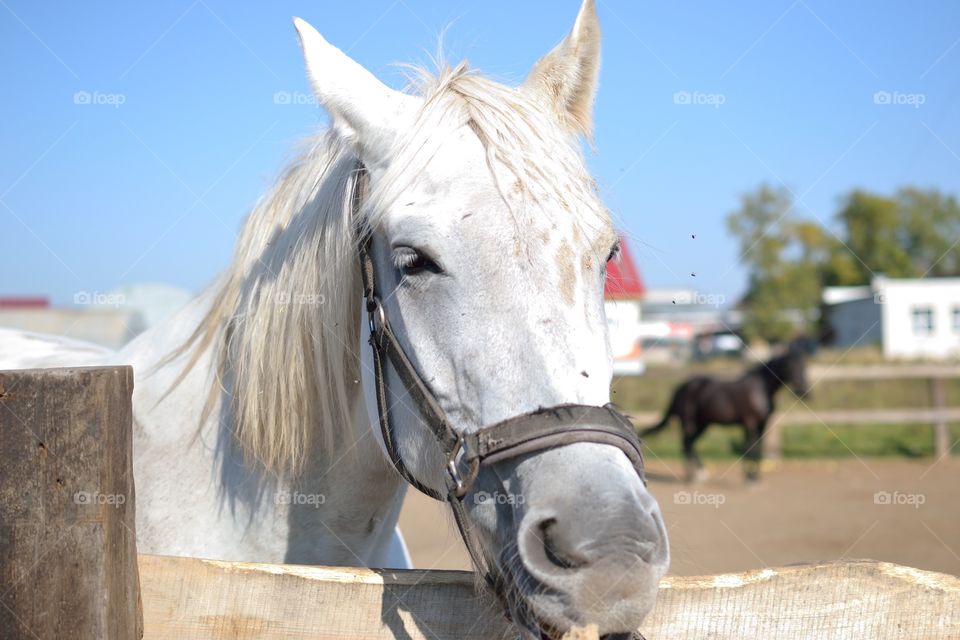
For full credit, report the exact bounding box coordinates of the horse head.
[293,2,669,636]
[784,336,814,399]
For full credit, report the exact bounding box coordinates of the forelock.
[367,61,608,234]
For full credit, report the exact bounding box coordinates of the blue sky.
[2,0,958,306]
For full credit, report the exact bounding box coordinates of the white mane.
[172,62,606,476]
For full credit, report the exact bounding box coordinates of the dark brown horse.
[641,338,813,481]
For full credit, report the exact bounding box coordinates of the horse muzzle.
[497,441,668,640]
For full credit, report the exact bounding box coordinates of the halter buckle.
[367,296,385,334]
[446,437,480,499]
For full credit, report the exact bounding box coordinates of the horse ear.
[522,0,601,137]
[293,17,419,163]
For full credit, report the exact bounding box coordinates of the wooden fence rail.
[138,554,960,639]
[3,366,959,639]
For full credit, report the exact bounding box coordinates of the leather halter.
[352,163,647,634]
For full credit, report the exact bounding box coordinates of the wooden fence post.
[764,413,784,460]
[931,376,951,458]
[0,366,142,640]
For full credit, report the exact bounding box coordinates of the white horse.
[0,1,669,636]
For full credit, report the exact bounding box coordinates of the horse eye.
[606,241,622,263]
[394,247,442,277]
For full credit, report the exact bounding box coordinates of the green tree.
[726,185,822,343]
[783,219,835,313]
[829,190,913,284]
[828,187,960,284]
[897,187,960,277]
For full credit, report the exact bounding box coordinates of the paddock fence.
[1,366,958,639]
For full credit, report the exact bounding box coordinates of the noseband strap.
[353,163,647,632]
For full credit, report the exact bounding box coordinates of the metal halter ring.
[446,437,481,499]
[367,296,386,334]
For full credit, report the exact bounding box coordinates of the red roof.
[604,236,645,299]
[0,296,50,309]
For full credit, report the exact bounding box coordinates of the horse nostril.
[539,517,586,570]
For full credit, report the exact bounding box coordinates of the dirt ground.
[399,457,960,577]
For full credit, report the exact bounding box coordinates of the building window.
[912,306,934,335]
[953,307,960,334]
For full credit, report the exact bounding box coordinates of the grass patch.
[782,423,960,458]
[641,424,744,460]
[639,422,960,460]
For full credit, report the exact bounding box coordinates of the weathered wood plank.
[777,407,960,425]
[645,561,960,639]
[139,556,960,639]
[139,554,511,640]
[0,366,142,640]
[629,408,960,427]
[765,412,786,460]
[809,365,960,380]
[932,377,951,458]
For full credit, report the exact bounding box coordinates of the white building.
[605,300,645,375]
[604,236,647,375]
[0,283,193,350]
[94,282,193,330]
[638,288,741,363]
[822,276,960,360]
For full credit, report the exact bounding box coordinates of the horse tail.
[640,385,682,437]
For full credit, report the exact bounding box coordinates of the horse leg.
[742,419,763,482]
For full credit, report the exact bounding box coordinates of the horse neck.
[118,286,405,565]
[117,286,241,474]
[119,283,380,477]
[752,357,786,397]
